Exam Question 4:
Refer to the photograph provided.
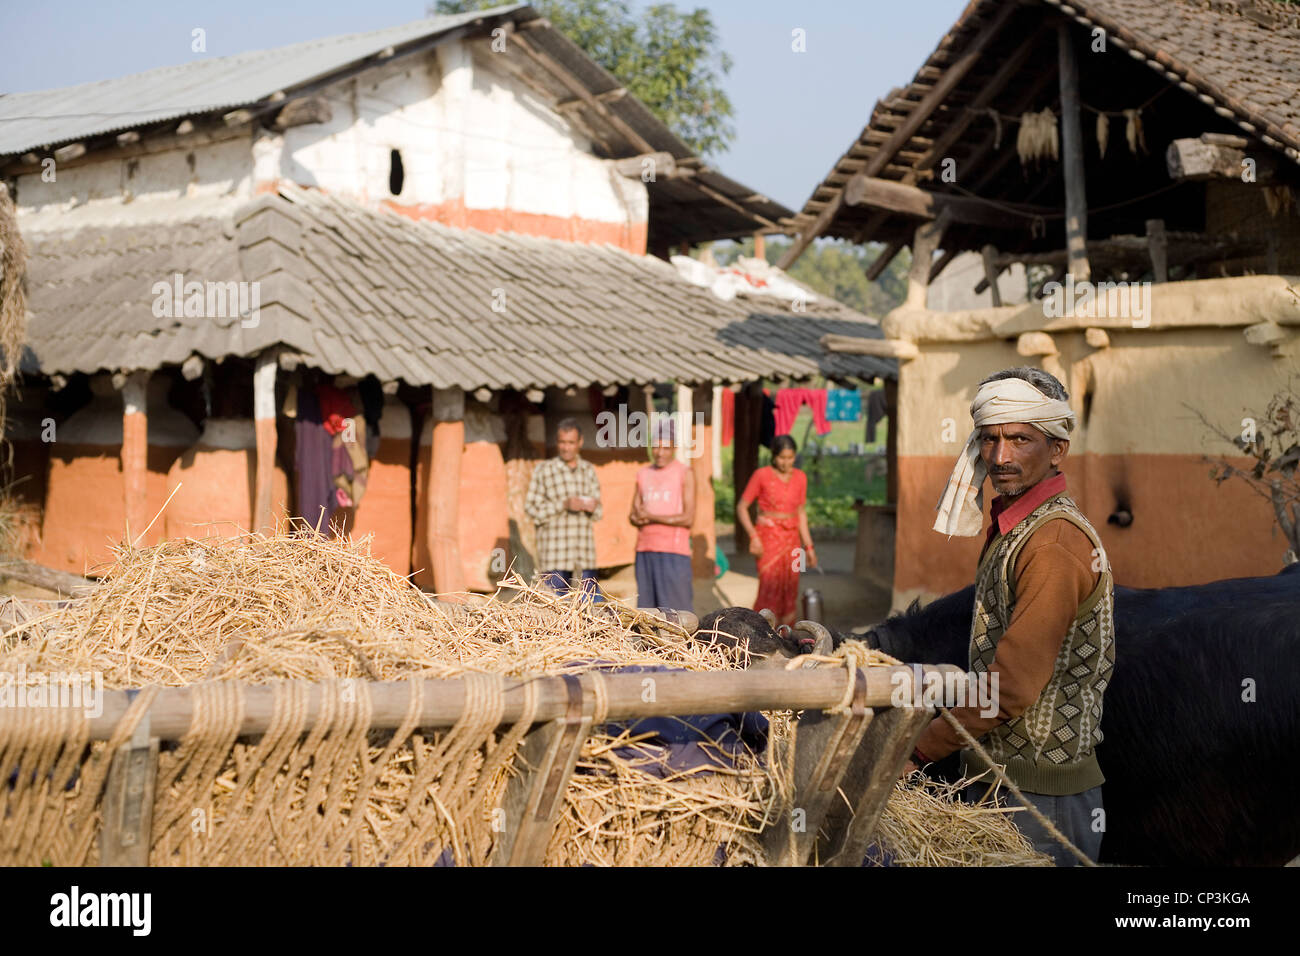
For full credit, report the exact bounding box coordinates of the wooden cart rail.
[3,663,966,867]
[70,664,962,740]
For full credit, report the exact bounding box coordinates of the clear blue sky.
[0,0,969,212]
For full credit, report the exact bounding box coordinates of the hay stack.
[0,532,1049,866]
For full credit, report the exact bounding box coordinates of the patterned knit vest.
[961,492,1116,796]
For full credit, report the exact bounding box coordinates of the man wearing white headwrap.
[905,367,1115,866]
[933,374,1077,538]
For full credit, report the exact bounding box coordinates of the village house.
[782,0,1300,608]
[0,3,894,592]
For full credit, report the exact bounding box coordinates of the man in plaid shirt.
[525,418,603,597]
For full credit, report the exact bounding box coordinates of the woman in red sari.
[735,435,817,625]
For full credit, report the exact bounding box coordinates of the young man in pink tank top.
[629,422,695,612]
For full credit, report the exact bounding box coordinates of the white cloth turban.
[932,377,1076,537]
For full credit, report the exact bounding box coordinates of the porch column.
[429,386,467,593]
[253,351,277,533]
[120,371,150,547]
[690,385,716,579]
[1058,21,1092,282]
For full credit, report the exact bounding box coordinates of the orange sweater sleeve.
[912,519,1099,763]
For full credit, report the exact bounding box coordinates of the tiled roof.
[787,0,1300,253]
[19,187,893,388]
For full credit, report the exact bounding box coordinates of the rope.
[587,671,610,725]
[938,709,1096,867]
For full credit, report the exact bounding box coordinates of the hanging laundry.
[720,387,735,447]
[826,388,862,422]
[316,384,355,437]
[774,388,831,437]
[865,389,888,445]
[295,387,335,530]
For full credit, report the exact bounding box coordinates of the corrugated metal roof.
[0,6,527,156]
[19,186,893,387]
[0,3,794,245]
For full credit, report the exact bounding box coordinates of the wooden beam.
[274,96,333,131]
[763,670,877,865]
[776,1,1019,270]
[905,208,952,309]
[1165,137,1278,183]
[821,334,920,361]
[844,175,1051,228]
[510,31,656,154]
[494,675,591,866]
[914,24,1050,174]
[1146,219,1168,282]
[928,246,960,283]
[0,559,91,597]
[613,150,675,179]
[1058,21,1091,281]
[557,87,627,111]
[687,178,780,230]
[60,666,954,742]
[981,243,1003,306]
[865,238,906,282]
[100,709,159,866]
[819,702,935,866]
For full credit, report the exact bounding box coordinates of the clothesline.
[969,85,1172,125]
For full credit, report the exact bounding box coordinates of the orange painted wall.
[38,446,183,574]
[165,446,289,539]
[584,449,645,570]
[353,435,413,577]
[457,442,511,591]
[380,196,648,255]
[894,452,1287,600]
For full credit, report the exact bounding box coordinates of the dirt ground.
[602,534,893,633]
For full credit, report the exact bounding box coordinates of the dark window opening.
[389,149,404,196]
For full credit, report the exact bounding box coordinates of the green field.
[713,400,889,534]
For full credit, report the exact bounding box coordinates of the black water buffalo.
[859,565,1300,866]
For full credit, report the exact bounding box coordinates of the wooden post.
[883,378,898,506]
[753,232,766,261]
[762,669,877,865]
[710,385,723,482]
[493,674,591,866]
[1058,21,1091,283]
[120,371,150,547]
[100,705,159,866]
[691,384,715,580]
[981,244,1003,307]
[904,209,950,310]
[674,383,692,466]
[429,387,466,593]
[819,701,934,866]
[732,382,763,556]
[253,351,277,533]
[1146,219,1168,283]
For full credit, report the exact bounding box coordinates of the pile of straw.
[872,775,1053,867]
[1,532,1049,867]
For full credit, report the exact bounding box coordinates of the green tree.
[432,0,735,155]
[714,237,911,316]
